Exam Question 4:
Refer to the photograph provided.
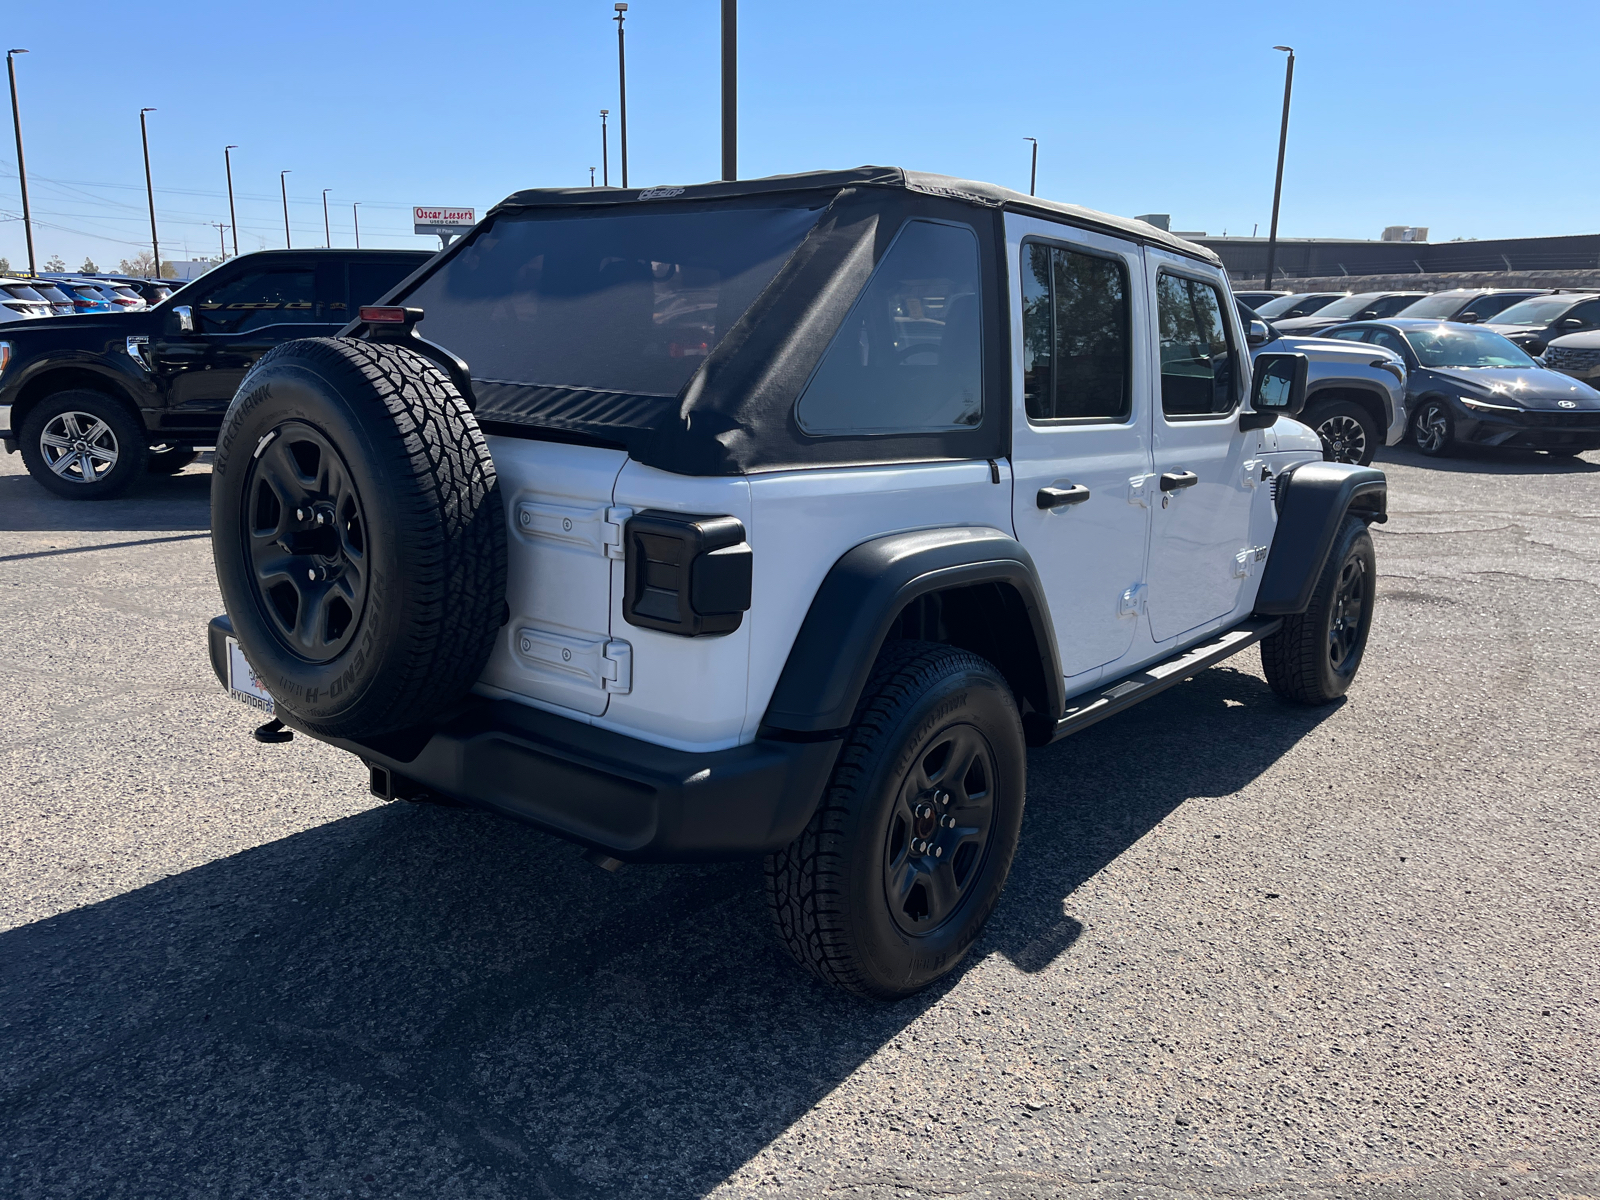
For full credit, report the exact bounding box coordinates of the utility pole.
[600,110,610,186]
[1024,137,1038,197]
[6,49,35,276]
[614,4,629,188]
[322,188,332,247]
[721,0,736,181]
[280,170,292,248]
[224,145,240,257]
[352,202,360,249]
[1263,46,1295,290]
[140,108,160,277]
[211,222,228,261]
[590,167,596,187]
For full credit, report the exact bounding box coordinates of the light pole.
[614,3,629,188]
[721,0,736,181]
[280,170,292,248]
[352,202,360,249]
[1263,45,1295,291]
[322,188,332,247]
[224,145,240,257]
[1024,137,1038,197]
[600,109,610,186]
[6,49,35,276]
[140,108,160,278]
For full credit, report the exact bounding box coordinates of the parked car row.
[0,274,185,325]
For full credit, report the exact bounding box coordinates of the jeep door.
[1142,251,1257,642]
[1007,216,1152,683]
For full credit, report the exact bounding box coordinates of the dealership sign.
[413,206,475,236]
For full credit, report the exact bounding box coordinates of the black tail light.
[623,511,752,637]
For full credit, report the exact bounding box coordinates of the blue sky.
[2,0,1595,268]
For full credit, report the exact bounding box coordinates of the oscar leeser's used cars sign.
[413,207,476,236]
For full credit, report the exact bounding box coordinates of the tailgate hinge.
[602,506,633,559]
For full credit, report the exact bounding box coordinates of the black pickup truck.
[0,248,430,498]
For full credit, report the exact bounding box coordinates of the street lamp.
[721,0,736,181]
[1263,45,1295,291]
[6,49,35,276]
[224,145,240,258]
[322,188,332,247]
[614,3,629,188]
[1024,137,1038,197]
[280,170,292,248]
[140,108,160,278]
[600,109,610,187]
[352,201,360,249]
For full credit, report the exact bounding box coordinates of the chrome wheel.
[883,722,997,936]
[38,411,119,484]
[242,421,370,664]
[1413,402,1449,454]
[1329,553,1368,673]
[1317,413,1368,464]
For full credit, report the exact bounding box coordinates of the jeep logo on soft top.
[637,186,685,199]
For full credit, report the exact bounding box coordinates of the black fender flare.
[760,526,1063,738]
[1255,461,1387,615]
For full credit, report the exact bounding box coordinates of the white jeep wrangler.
[206,168,1385,999]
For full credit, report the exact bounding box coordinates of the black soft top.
[398,168,1219,476]
[490,166,1220,266]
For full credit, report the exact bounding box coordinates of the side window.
[349,260,419,308]
[1156,273,1237,418]
[795,220,982,435]
[1328,328,1367,341]
[1568,301,1600,327]
[1368,329,1408,356]
[194,268,317,334]
[1021,242,1131,422]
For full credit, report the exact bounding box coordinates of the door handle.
[1159,471,1199,491]
[1036,484,1091,510]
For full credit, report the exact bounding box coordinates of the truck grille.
[1544,345,1600,371]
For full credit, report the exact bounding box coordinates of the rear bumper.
[207,616,840,862]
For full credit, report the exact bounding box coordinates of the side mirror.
[1240,352,1308,430]
[1246,318,1271,347]
[173,304,194,333]
[1559,317,1583,328]
[1455,311,1481,324]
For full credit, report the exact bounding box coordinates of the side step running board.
[1050,615,1283,743]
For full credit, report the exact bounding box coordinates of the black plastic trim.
[1255,461,1387,615]
[207,615,838,862]
[760,526,1063,737]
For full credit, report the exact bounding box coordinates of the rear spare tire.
[211,337,506,740]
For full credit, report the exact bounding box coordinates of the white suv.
[206,168,1386,999]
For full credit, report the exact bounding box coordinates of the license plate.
[225,636,275,716]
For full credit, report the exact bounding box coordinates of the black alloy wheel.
[1327,550,1368,674]
[242,420,370,664]
[1411,399,1452,456]
[766,640,1027,1000]
[883,723,997,936]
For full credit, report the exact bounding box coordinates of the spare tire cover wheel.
[212,336,507,740]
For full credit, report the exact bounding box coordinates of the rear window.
[3,284,45,302]
[403,204,821,399]
[1396,292,1471,318]
[32,283,70,303]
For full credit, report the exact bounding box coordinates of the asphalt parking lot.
[0,443,1595,1200]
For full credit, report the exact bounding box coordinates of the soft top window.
[403,203,822,400]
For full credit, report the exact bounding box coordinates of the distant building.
[1381,226,1429,243]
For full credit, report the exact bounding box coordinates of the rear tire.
[1261,516,1376,705]
[211,337,506,740]
[19,390,148,500]
[765,641,1026,1000]
[1306,398,1379,466]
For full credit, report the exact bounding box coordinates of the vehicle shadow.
[0,459,212,532]
[0,663,1330,1199]
[1375,442,1599,474]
